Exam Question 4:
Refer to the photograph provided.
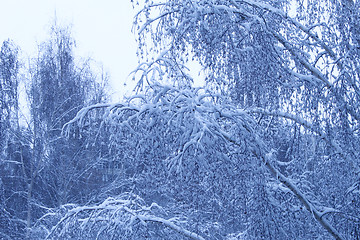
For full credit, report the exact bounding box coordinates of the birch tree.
[131,0,359,238]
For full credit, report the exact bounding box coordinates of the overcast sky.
[0,0,138,99]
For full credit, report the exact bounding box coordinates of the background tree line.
[0,23,113,239]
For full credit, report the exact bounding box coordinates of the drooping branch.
[64,85,344,239]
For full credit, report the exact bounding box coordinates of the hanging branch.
[63,84,344,239]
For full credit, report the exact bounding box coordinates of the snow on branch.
[260,152,344,240]
[237,0,337,60]
[44,193,204,240]
[136,215,205,240]
[62,102,124,135]
[270,30,332,88]
[219,126,344,239]
[62,84,344,239]
[63,84,236,172]
[217,109,344,240]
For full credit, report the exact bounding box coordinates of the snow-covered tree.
[37,0,360,239]
[130,0,359,238]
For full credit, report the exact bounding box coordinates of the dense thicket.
[2,1,360,239]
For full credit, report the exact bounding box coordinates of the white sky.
[0,0,138,100]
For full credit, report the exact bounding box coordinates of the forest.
[1,0,360,239]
